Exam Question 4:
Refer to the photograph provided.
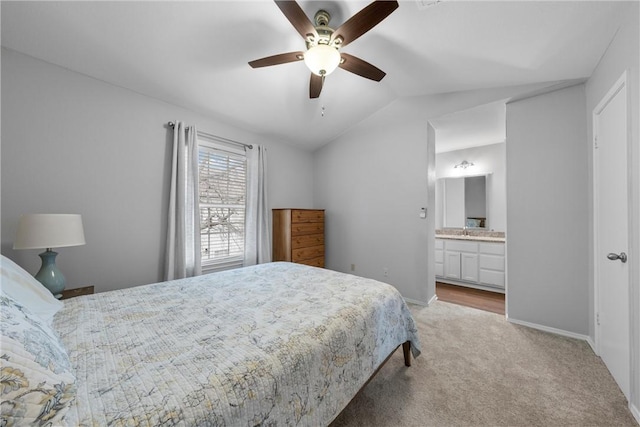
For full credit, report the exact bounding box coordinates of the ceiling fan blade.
[339,53,386,81]
[332,1,399,48]
[248,51,304,68]
[310,73,324,98]
[275,0,317,41]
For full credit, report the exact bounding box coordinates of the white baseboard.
[630,402,640,425]
[403,294,438,307]
[507,317,590,342]
[586,336,597,353]
[428,294,438,306]
[404,297,429,306]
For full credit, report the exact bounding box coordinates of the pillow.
[0,255,63,324]
[0,294,76,426]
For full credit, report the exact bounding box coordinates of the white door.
[594,72,629,400]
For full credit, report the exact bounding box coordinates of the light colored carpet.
[332,301,637,427]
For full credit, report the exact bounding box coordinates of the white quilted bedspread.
[53,262,421,426]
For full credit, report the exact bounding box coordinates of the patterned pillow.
[0,294,76,425]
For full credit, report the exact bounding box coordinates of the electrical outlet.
[350,264,355,272]
[383,267,388,277]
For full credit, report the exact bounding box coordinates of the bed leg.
[402,341,411,367]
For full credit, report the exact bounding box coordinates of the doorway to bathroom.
[430,101,508,314]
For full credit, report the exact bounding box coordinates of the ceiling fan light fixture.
[249,0,399,98]
[304,45,341,76]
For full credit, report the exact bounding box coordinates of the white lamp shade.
[13,214,86,250]
[304,45,341,76]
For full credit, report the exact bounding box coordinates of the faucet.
[463,226,468,236]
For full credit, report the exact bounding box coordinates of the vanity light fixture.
[454,160,474,169]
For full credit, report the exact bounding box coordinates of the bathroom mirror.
[442,175,488,228]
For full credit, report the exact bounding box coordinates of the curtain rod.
[167,122,253,149]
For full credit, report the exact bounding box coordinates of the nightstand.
[60,286,94,300]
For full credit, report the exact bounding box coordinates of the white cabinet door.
[479,242,505,289]
[435,262,444,277]
[435,244,444,277]
[479,269,505,288]
[437,239,505,290]
[444,251,461,279]
[461,252,479,282]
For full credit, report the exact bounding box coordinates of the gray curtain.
[244,145,271,266]
[165,121,201,280]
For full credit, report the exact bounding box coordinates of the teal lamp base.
[35,249,66,299]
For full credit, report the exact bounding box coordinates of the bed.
[1,257,420,426]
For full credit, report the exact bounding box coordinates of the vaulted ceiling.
[1,1,628,150]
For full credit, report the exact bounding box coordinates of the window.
[198,139,246,271]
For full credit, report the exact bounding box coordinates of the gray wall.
[435,142,506,231]
[584,1,639,417]
[1,48,315,292]
[313,119,432,304]
[506,84,588,334]
[312,84,557,305]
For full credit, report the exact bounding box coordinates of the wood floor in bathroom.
[436,282,505,315]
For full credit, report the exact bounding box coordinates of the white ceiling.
[430,100,506,153]
[0,1,628,150]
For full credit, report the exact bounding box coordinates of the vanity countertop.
[436,234,506,243]
[436,229,506,243]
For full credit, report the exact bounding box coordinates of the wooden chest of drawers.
[272,209,324,267]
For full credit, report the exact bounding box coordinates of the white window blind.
[198,141,246,271]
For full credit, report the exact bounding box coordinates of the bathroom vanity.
[435,232,506,292]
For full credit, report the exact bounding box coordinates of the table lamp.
[13,214,86,298]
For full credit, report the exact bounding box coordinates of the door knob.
[607,252,628,263]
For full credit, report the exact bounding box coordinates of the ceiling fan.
[248,0,399,99]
